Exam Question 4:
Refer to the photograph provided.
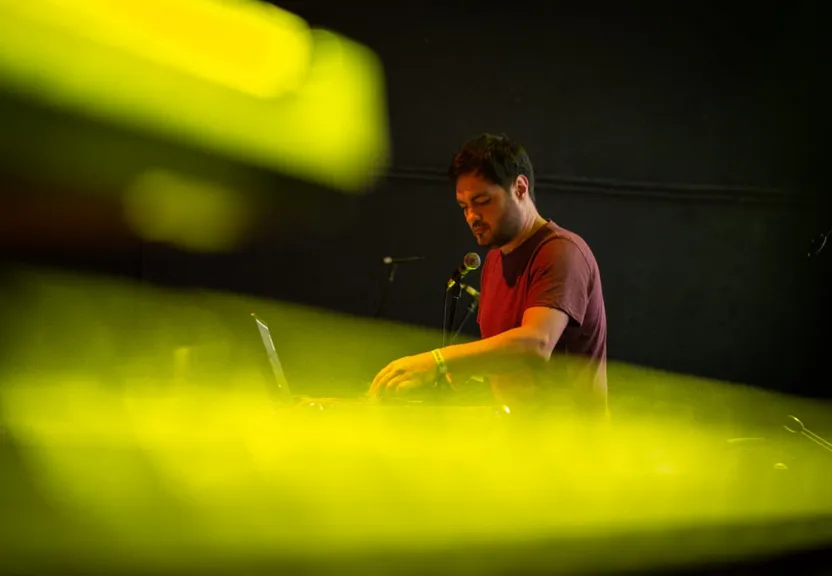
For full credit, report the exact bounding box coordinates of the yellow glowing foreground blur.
[1,267,832,574]
[0,0,390,191]
[8,0,312,99]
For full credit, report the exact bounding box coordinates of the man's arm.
[370,238,590,396]
[440,239,591,378]
[441,238,590,381]
[369,308,569,396]
[439,306,569,380]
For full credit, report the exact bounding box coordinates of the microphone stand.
[433,282,463,396]
[443,281,462,346]
[450,286,479,344]
[374,257,426,318]
[373,262,398,318]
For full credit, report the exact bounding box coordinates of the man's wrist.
[430,348,448,377]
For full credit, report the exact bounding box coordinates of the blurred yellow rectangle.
[11,0,313,98]
[0,0,390,192]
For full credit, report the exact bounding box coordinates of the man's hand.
[369,351,438,397]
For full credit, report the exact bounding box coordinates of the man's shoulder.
[536,222,598,268]
[543,222,591,249]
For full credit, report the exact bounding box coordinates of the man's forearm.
[437,327,548,381]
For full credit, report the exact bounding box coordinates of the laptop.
[252,313,294,404]
[250,313,425,408]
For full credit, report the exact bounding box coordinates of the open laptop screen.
[252,313,294,404]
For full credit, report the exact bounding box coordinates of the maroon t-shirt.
[477,221,607,412]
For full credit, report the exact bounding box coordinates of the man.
[369,134,607,416]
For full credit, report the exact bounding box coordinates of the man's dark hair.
[448,133,536,203]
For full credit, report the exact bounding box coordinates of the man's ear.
[514,175,530,200]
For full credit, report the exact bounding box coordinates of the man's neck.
[500,213,548,254]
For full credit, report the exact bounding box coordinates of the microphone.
[447,252,481,290]
[382,256,425,265]
[783,415,832,454]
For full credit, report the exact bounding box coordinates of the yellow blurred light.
[122,169,252,252]
[2,268,832,573]
[9,0,312,98]
[0,0,390,192]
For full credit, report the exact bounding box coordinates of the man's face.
[455,173,524,248]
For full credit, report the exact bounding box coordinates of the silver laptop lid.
[251,313,293,404]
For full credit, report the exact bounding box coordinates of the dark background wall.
[249,0,824,395]
[2,1,828,398]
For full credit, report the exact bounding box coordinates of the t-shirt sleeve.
[526,238,591,326]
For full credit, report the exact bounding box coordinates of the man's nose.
[465,210,480,226]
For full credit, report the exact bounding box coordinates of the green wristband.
[431,348,448,375]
